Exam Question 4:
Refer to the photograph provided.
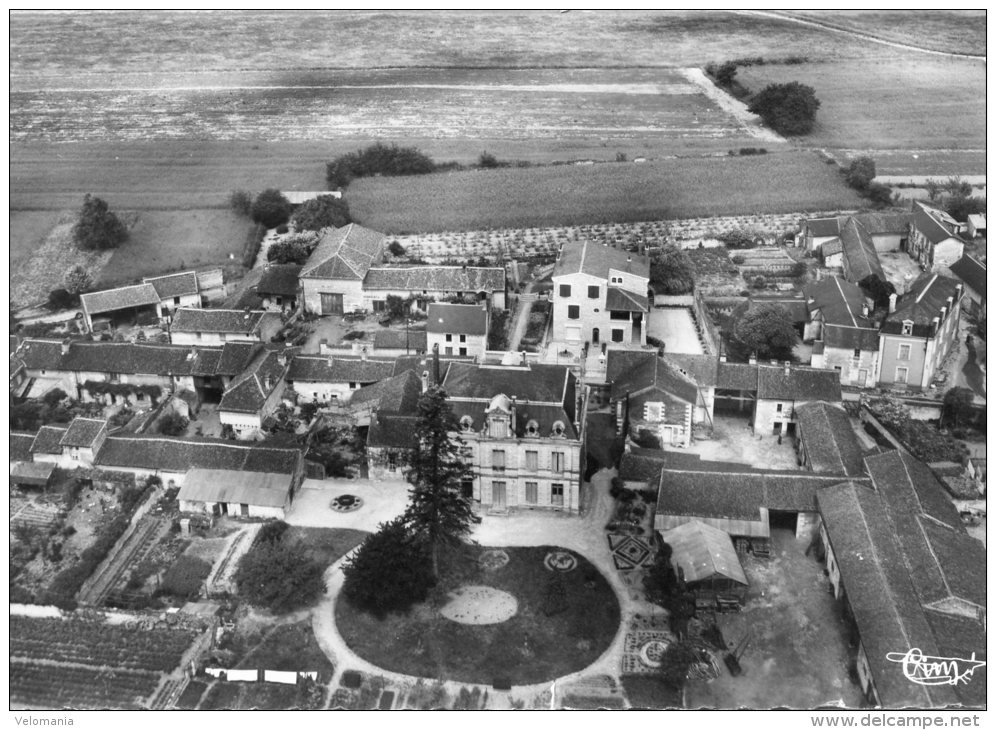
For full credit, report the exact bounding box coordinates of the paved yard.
[879,252,923,294]
[647,307,703,355]
[686,529,865,710]
[678,416,799,470]
[286,478,410,530]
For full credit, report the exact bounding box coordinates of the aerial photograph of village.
[8,9,987,715]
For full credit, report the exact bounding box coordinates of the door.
[592,328,599,344]
[858,369,868,387]
[320,292,344,315]
[240,503,249,517]
[491,481,507,509]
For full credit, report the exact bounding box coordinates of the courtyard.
[878,251,924,294]
[647,307,704,355]
[685,528,865,709]
[676,415,800,470]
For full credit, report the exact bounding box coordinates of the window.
[611,329,625,343]
[459,347,467,356]
[853,348,861,359]
[372,300,386,312]
[445,347,453,355]
[559,284,571,298]
[275,296,283,307]
[196,332,202,341]
[313,391,318,400]
[644,402,663,421]
[525,420,539,437]
[492,450,506,471]
[567,305,580,320]
[460,415,474,432]
[895,367,909,384]
[349,382,357,389]
[776,403,783,413]
[173,296,181,305]
[610,276,622,284]
[610,310,630,320]
[587,285,599,299]
[898,344,911,360]
[525,482,538,504]
[552,421,566,437]
[446,334,453,342]
[387,453,398,472]
[459,334,466,343]
[551,483,564,507]
[552,451,565,473]
[902,321,913,336]
[461,479,474,498]
[525,450,538,471]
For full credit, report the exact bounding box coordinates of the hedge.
[242,222,267,268]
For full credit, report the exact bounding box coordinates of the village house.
[286,353,401,404]
[78,271,204,332]
[947,254,986,318]
[169,307,281,346]
[425,302,489,358]
[217,347,295,439]
[346,369,422,428]
[550,241,651,355]
[144,271,202,316]
[299,223,506,316]
[803,277,880,388]
[907,201,966,272]
[19,416,109,470]
[12,338,258,406]
[875,273,963,390]
[252,263,302,314]
[800,212,911,284]
[605,349,699,448]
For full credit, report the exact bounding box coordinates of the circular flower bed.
[440,586,518,625]
[478,549,510,572]
[330,494,363,513]
[543,550,578,572]
[639,639,669,668]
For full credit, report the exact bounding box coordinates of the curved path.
[310,469,656,709]
[734,10,986,61]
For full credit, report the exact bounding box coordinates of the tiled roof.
[658,520,748,586]
[170,307,267,335]
[287,355,395,384]
[840,217,885,282]
[144,271,198,300]
[881,274,961,336]
[804,217,843,238]
[913,201,964,245]
[795,402,865,476]
[30,425,68,454]
[662,353,719,388]
[363,266,505,292]
[804,277,870,328]
[81,284,160,315]
[95,434,302,474]
[853,211,913,236]
[10,432,36,463]
[367,413,420,450]
[607,350,698,404]
[254,264,302,297]
[178,468,292,509]
[618,449,666,484]
[948,255,986,298]
[924,612,987,708]
[756,364,842,402]
[426,303,488,336]
[448,400,579,440]
[918,518,987,609]
[823,324,880,351]
[553,240,650,280]
[15,338,257,378]
[715,362,758,391]
[373,328,427,351]
[219,347,294,414]
[816,483,956,709]
[820,238,843,256]
[301,224,385,280]
[442,362,571,405]
[59,417,106,448]
[865,450,963,530]
[605,286,649,312]
[348,370,421,414]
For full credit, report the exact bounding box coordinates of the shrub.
[864,182,895,208]
[478,151,500,169]
[250,188,292,229]
[730,254,746,265]
[717,229,757,249]
[159,555,212,599]
[45,288,79,311]
[73,194,128,251]
[292,195,352,231]
[158,411,189,436]
[844,156,876,191]
[267,234,318,265]
[342,330,365,341]
[229,189,253,216]
[242,223,266,268]
[235,537,326,613]
[257,520,290,545]
[747,81,821,136]
[387,241,406,257]
[63,264,94,295]
[326,143,437,189]
[275,224,289,235]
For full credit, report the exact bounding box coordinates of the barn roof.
[607,350,698,405]
[373,328,427,352]
[10,461,55,486]
[948,255,986,298]
[840,217,885,282]
[301,224,385,280]
[443,361,571,405]
[59,417,107,449]
[803,216,843,238]
[605,287,649,312]
[363,266,504,292]
[756,364,842,402]
[287,355,396,384]
[31,425,68,455]
[795,402,865,476]
[348,370,421,414]
[254,264,302,297]
[658,520,748,586]
[170,307,268,335]
[94,434,302,474]
[81,284,160,315]
[219,347,294,414]
[913,201,964,245]
[9,432,36,463]
[144,271,199,300]
[178,468,293,509]
[804,276,870,328]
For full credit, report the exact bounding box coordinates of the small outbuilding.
[657,520,749,609]
[177,467,295,519]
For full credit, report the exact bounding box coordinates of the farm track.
[78,516,169,607]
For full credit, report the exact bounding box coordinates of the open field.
[9,210,65,269]
[347,152,865,233]
[736,59,985,171]
[97,209,249,286]
[778,10,986,56]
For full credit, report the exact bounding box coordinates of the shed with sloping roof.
[178,467,294,519]
[658,520,748,607]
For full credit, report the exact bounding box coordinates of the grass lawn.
[336,543,621,685]
[736,59,985,165]
[9,210,64,270]
[621,675,683,709]
[97,209,250,286]
[200,681,301,710]
[347,152,864,234]
[240,620,335,679]
[283,526,369,569]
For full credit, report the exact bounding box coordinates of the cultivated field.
[347,152,865,233]
[735,58,985,172]
[9,209,64,269]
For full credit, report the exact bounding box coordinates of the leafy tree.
[714,61,738,87]
[717,228,758,249]
[267,233,319,265]
[844,156,876,191]
[42,388,69,407]
[386,294,410,320]
[73,194,128,251]
[158,411,189,436]
[924,179,942,202]
[943,177,973,198]
[326,143,437,189]
[942,387,975,429]
[944,194,986,223]
[733,303,799,361]
[651,244,696,295]
[387,241,406,257]
[658,640,700,691]
[291,195,352,231]
[402,385,481,578]
[229,189,253,216]
[234,537,326,613]
[864,182,896,208]
[747,81,821,136]
[858,274,896,312]
[477,151,500,169]
[341,517,435,618]
[250,188,292,229]
[63,264,94,295]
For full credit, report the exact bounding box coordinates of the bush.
[478,151,500,169]
[730,254,746,265]
[242,223,266,268]
[844,156,876,191]
[267,233,318,265]
[250,188,292,229]
[864,182,895,208]
[159,555,212,599]
[63,264,94,295]
[717,229,757,249]
[235,537,326,613]
[229,190,253,216]
[257,520,290,545]
[387,241,406,257]
[326,143,437,189]
[292,195,352,231]
[275,224,289,235]
[747,81,821,136]
[45,288,79,311]
[487,309,510,351]
[342,330,366,341]
[158,411,189,436]
[73,194,128,251]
